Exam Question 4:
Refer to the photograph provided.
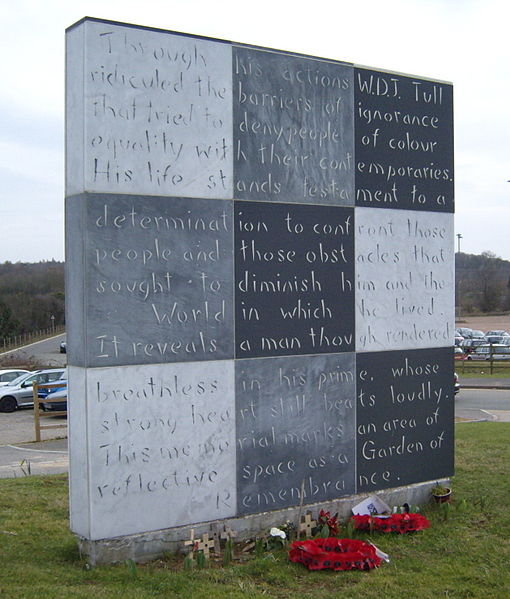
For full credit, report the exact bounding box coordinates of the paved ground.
[456,314,510,334]
[0,409,68,478]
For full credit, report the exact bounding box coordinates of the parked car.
[456,328,485,340]
[0,369,67,412]
[454,346,465,359]
[40,385,67,412]
[460,338,487,354]
[455,327,473,339]
[470,330,485,338]
[0,369,30,387]
[484,336,508,345]
[484,330,510,344]
[454,372,460,395]
[465,344,510,360]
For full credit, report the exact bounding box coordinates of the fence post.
[33,383,41,443]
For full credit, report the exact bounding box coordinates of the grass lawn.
[455,360,510,377]
[1,422,509,599]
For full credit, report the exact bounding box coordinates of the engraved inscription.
[86,361,236,535]
[355,208,454,352]
[356,348,454,491]
[235,201,355,358]
[80,194,234,366]
[82,22,233,197]
[355,68,454,212]
[236,354,356,514]
[234,46,354,204]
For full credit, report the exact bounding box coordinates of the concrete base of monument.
[77,479,449,565]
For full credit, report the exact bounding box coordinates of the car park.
[0,369,67,412]
[0,369,30,387]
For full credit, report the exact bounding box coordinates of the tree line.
[456,251,510,314]
[0,261,65,339]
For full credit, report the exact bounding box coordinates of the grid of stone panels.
[66,18,454,539]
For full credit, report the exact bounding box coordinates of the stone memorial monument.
[65,17,454,563]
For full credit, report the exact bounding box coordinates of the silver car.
[0,369,30,386]
[466,344,510,360]
[0,369,67,412]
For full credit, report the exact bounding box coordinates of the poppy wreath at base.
[289,538,382,571]
[351,513,430,534]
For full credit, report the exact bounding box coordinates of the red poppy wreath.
[289,537,382,571]
[351,513,430,534]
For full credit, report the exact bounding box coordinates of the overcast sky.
[0,0,508,263]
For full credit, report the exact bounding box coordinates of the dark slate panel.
[233,46,354,205]
[234,201,355,358]
[355,68,454,212]
[236,354,356,515]
[356,347,455,492]
[65,197,86,366]
[67,193,234,367]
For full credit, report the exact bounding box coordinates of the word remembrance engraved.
[65,16,454,555]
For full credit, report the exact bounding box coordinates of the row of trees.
[0,261,65,340]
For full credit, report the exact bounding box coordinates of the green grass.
[1,423,509,598]
[456,361,510,377]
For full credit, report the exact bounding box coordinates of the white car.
[0,369,30,387]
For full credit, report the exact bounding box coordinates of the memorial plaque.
[356,347,454,492]
[66,193,234,367]
[236,354,356,515]
[66,17,455,559]
[66,19,233,198]
[71,360,236,539]
[355,68,453,212]
[234,46,354,205]
[235,201,355,358]
[355,208,454,352]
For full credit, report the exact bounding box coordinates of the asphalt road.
[0,333,67,368]
[458,387,510,411]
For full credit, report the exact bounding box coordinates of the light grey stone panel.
[355,208,454,351]
[68,366,90,538]
[66,20,233,198]
[69,361,236,540]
